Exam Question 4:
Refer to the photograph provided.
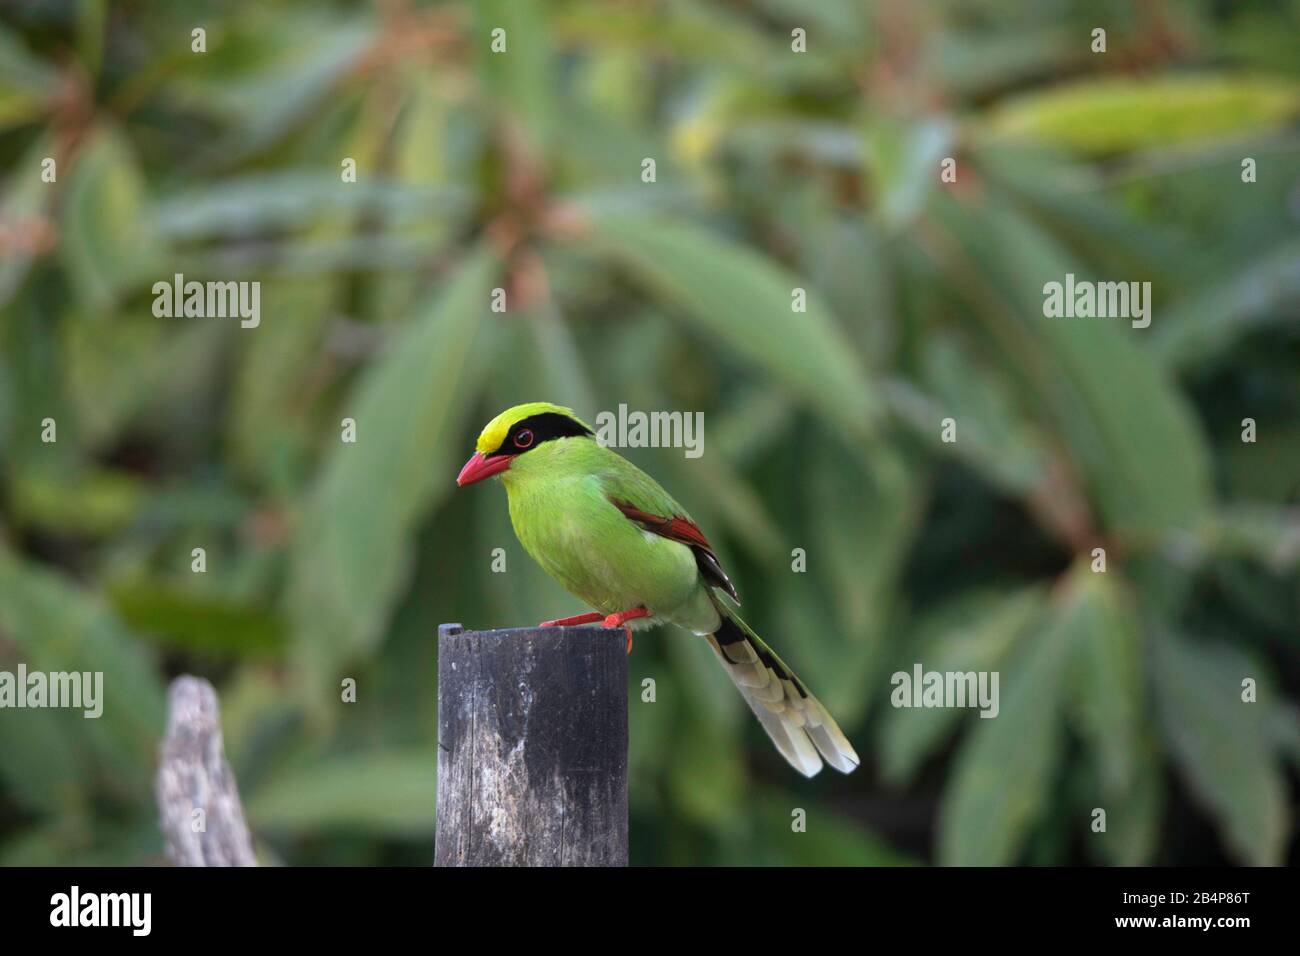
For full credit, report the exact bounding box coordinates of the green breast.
[504,467,702,619]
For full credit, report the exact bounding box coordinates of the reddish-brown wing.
[609,498,739,601]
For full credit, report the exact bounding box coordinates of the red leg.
[602,607,651,655]
[539,612,604,627]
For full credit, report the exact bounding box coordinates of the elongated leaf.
[1065,574,1144,793]
[107,579,286,657]
[916,335,1051,494]
[0,24,57,129]
[0,546,165,805]
[1093,735,1164,868]
[587,213,879,435]
[744,794,917,867]
[934,198,1212,537]
[475,0,556,147]
[1152,632,1289,865]
[7,467,145,536]
[227,280,336,488]
[59,126,161,314]
[0,687,81,814]
[1195,504,1300,571]
[0,134,57,307]
[928,27,1078,97]
[194,18,375,163]
[249,751,437,835]
[554,2,773,68]
[801,439,922,720]
[985,75,1300,155]
[1149,239,1300,372]
[938,568,1093,865]
[880,586,1045,784]
[155,175,466,240]
[286,248,499,713]
[864,117,954,229]
[800,219,894,364]
[1059,572,1159,865]
[666,674,746,830]
[979,146,1200,287]
[365,73,461,319]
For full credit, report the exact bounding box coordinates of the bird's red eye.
[513,429,534,449]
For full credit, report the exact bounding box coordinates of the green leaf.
[880,586,1045,784]
[0,134,57,306]
[746,794,916,867]
[227,279,336,489]
[802,440,922,721]
[106,579,286,657]
[985,75,1300,156]
[154,174,466,241]
[1219,422,1300,505]
[1152,632,1289,865]
[555,2,773,68]
[475,0,556,148]
[1148,239,1300,373]
[286,247,499,714]
[666,680,746,830]
[0,24,58,129]
[0,546,165,805]
[1194,504,1300,571]
[587,213,879,436]
[979,145,1199,287]
[938,568,1093,865]
[7,467,145,537]
[364,73,462,319]
[0,691,82,814]
[1089,739,1163,867]
[928,26,1077,98]
[1065,574,1144,793]
[864,117,954,229]
[935,198,1213,538]
[60,126,162,314]
[522,302,598,415]
[249,751,437,835]
[1059,572,1160,865]
[915,334,1052,494]
[801,219,895,365]
[190,17,375,163]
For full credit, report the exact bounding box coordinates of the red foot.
[602,607,650,655]
[539,612,604,627]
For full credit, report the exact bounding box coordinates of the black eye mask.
[488,413,594,457]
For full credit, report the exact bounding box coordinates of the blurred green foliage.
[1,0,1298,866]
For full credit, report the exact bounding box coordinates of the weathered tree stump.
[155,675,257,867]
[434,623,629,866]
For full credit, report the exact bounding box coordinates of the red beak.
[456,452,512,486]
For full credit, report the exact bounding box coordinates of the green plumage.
[505,435,719,631]
[464,402,859,777]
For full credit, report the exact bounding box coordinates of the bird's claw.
[602,608,650,655]
[538,611,635,653]
[599,615,633,654]
[538,612,604,628]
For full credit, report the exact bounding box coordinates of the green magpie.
[457,402,859,777]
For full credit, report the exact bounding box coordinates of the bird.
[455,401,859,778]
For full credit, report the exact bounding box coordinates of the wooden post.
[434,623,629,866]
[155,675,257,867]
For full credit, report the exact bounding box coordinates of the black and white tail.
[705,606,859,778]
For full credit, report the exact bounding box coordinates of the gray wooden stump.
[434,623,629,866]
[155,675,257,867]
